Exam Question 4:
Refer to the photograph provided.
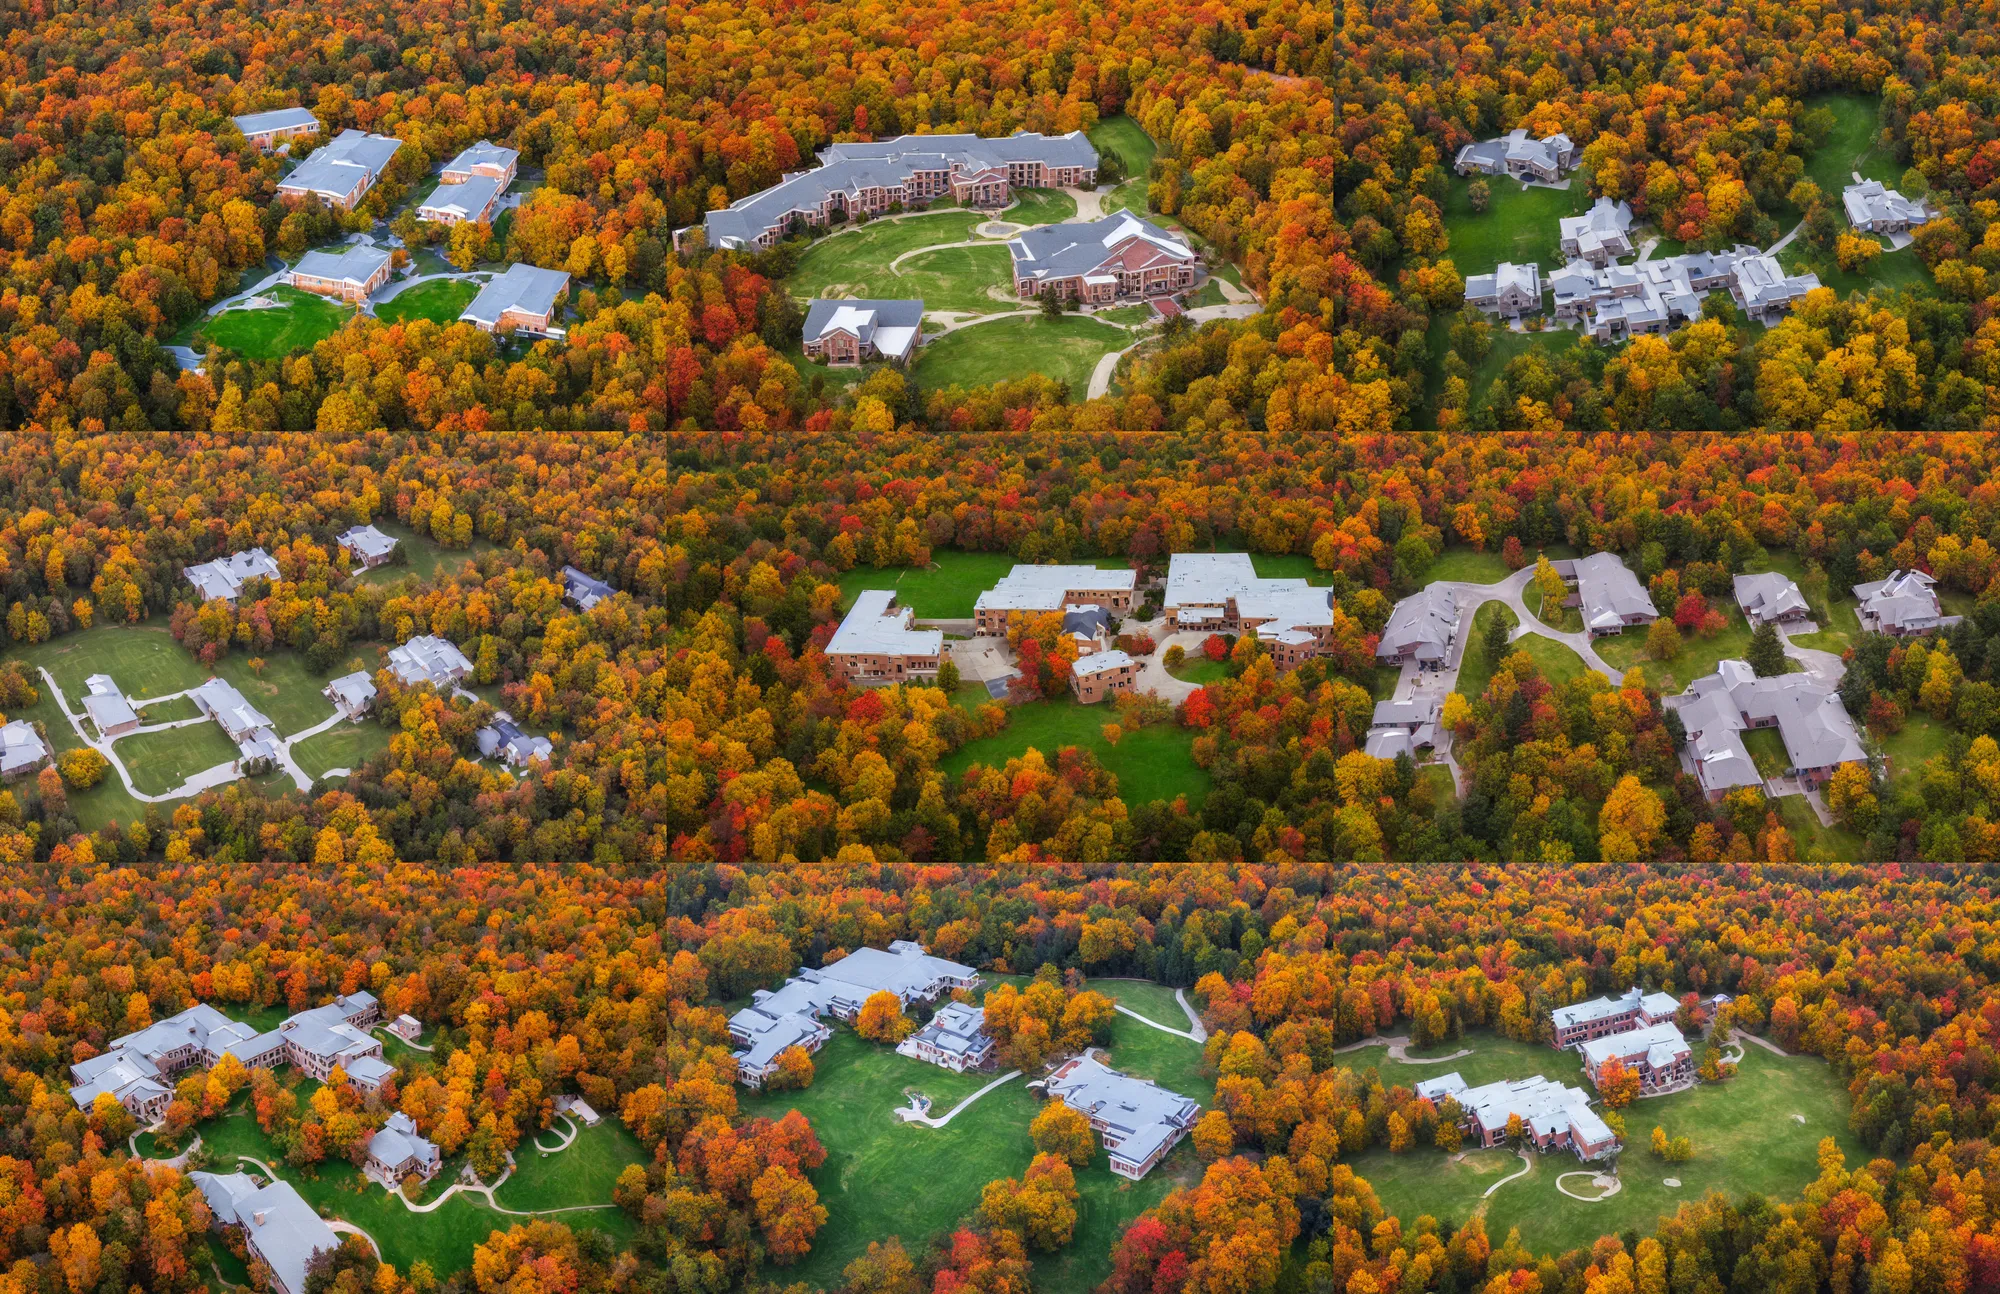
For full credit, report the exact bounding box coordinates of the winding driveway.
[40,666,245,803]
[1442,568,1623,683]
[894,1070,1022,1128]
[1113,1004,1201,1042]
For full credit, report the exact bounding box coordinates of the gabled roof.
[1665,660,1867,788]
[460,263,570,327]
[974,563,1137,615]
[1009,212,1193,281]
[801,298,924,360]
[336,524,398,561]
[1571,552,1657,629]
[443,141,519,174]
[1377,585,1459,660]
[1843,179,1930,227]
[184,548,281,602]
[294,243,391,288]
[386,635,471,688]
[417,173,505,222]
[1073,649,1134,677]
[369,1111,439,1167]
[1853,569,1942,629]
[1732,571,1809,620]
[191,1174,339,1294]
[561,565,614,608]
[324,671,377,710]
[234,108,319,136]
[279,129,403,200]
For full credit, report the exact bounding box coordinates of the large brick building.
[1010,212,1199,303]
[826,590,942,686]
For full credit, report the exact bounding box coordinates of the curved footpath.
[894,1069,1023,1128]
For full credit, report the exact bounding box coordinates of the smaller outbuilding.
[83,675,141,737]
[802,299,925,366]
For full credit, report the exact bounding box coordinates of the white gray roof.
[1456,129,1572,175]
[1580,1020,1689,1070]
[974,564,1137,615]
[1665,659,1866,788]
[417,173,505,222]
[1853,569,1943,632]
[477,713,552,766]
[1073,649,1134,677]
[1009,212,1192,282]
[1559,197,1634,257]
[233,108,319,137]
[324,671,377,711]
[279,129,403,202]
[387,635,472,688]
[193,677,273,739]
[732,1009,828,1071]
[699,131,1096,249]
[185,547,281,602]
[1733,571,1810,622]
[562,565,614,609]
[0,720,47,777]
[336,524,398,562]
[294,243,390,289]
[460,263,570,328]
[1454,1073,1613,1151]
[1465,260,1541,303]
[1041,1055,1198,1160]
[190,1173,338,1294]
[1377,585,1459,661]
[1571,552,1657,630]
[801,298,924,360]
[1843,179,1930,229]
[443,140,519,174]
[907,1002,989,1058]
[83,675,139,733]
[368,1111,439,1167]
[1414,1072,1468,1102]
[827,590,940,657]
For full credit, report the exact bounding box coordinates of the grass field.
[22,624,210,707]
[1169,657,1230,685]
[1780,238,1931,301]
[1771,792,1867,862]
[1427,548,1514,585]
[1454,602,1520,702]
[118,724,242,796]
[837,552,1135,618]
[893,245,1017,312]
[355,519,498,588]
[1102,178,1149,219]
[1526,579,1584,634]
[1804,95,1901,208]
[790,213,989,304]
[941,699,1209,807]
[375,277,480,325]
[1443,176,1592,273]
[1335,1030,1587,1091]
[1595,603,1764,693]
[201,285,353,359]
[1089,116,1157,179]
[1247,553,1333,585]
[1347,1039,1862,1259]
[497,1119,648,1212]
[1095,305,1157,326]
[1742,726,1790,777]
[136,695,201,723]
[913,315,1128,397]
[1515,633,1590,686]
[1788,597,1862,654]
[743,973,1207,1292]
[291,719,394,780]
[211,648,360,733]
[1006,189,1079,225]
[1879,712,1951,786]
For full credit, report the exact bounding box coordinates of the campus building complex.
[1580,1020,1694,1093]
[419,140,518,224]
[1416,1072,1619,1160]
[1545,249,1819,339]
[291,244,392,303]
[233,107,320,152]
[69,994,387,1120]
[1164,553,1339,670]
[1549,986,1681,1049]
[442,141,520,185]
[1034,1055,1201,1180]
[896,1002,997,1072]
[190,1173,339,1294]
[972,565,1138,634]
[277,129,403,211]
[185,547,281,603]
[1854,568,1953,636]
[682,132,1098,252]
[727,941,979,1087]
[1009,212,1200,302]
[826,590,942,686]
[1843,180,1933,234]
[801,298,924,366]
[1453,130,1576,183]
[1666,660,1868,799]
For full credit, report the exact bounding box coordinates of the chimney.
[253,1211,266,1226]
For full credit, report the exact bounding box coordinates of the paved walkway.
[366,270,491,316]
[326,1220,380,1255]
[1485,1150,1534,1197]
[131,1127,202,1169]
[1777,626,1846,687]
[534,1114,579,1154]
[272,711,346,790]
[1767,221,1806,257]
[1440,568,1622,682]
[894,1070,1022,1127]
[1731,1029,1790,1057]
[1327,1033,1475,1064]
[1113,1003,1201,1041]
[1174,988,1208,1041]
[1087,339,1145,399]
[40,666,245,803]
[1123,624,1207,702]
[377,1026,434,1052]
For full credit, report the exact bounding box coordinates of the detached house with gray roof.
[1665,660,1867,799]
[185,547,281,603]
[367,1112,442,1183]
[460,263,570,337]
[1854,569,1953,636]
[680,132,1097,252]
[387,635,473,690]
[0,721,50,780]
[277,128,403,211]
[801,298,924,366]
[1733,571,1811,626]
[897,1002,996,1072]
[1843,179,1933,234]
[1464,261,1542,317]
[1557,552,1659,637]
[233,107,320,152]
[1010,212,1198,303]
[1559,198,1635,266]
[561,566,614,611]
[1376,585,1460,668]
[336,524,398,569]
[1035,1055,1200,1180]
[1453,129,1575,182]
[191,1173,340,1294]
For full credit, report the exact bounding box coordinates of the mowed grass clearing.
[118,724,243,796]
[1005,189,1079,225]
[1351,1042,1863,1259]
[894,244,1017,313]
[913,315,1128,397]
[1594,601,1769,693]
[790,212,987,303]
[1443,176,1591,274]
[941,698,1210,807]
[1515,633,1591,686]
[200,285,353,359]
[291,719,395,781]
[497,1119,649,1212]
[1803,94,1901,206]
[376,277,480,325]
[354,518,499,588]
[1454,602,1521,703]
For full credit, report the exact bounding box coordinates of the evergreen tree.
[1482,607,1512,667]
[1747,620,1788,676]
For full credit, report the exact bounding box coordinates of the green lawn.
[837,552,1135,619]
[1102,177,1149,219]
[1005,190,1079,225]
[136,696,202,724]
[355,519,498,588]
[1879,712,1950,786]
[118,724,244,796]
[1594,603,1763,694]
[790,212,989,304]
[912,314,1127,398]
[1771,792,1868,863]
[15,624,210,708]
[1333,1029,1587,1094]
[1184,281,1226,309]
[1780,238,1931,301]
[1246,553,1333,585]
[1742,726,1791,777]
[1443,176,1592,274]
[1088,116,1157,180]
[211,648,360,735]
[1095,305,1157,326]
[1428,323,1581,426]
[497,1119,648,1212]
[1515,633,1590,686]
[1789,598,1861,654]
[1526,580,1584,634]
[1427,547,1514,585]
[200,285,354,360]
[375,278,480,326]
[1351,1042,1862,1260]
[291,719,394,780]
[1804,95,1902,210]
[893,245,1016,313]
[1168,657,1230,685]
[940,699,1209,807]
[1454,602,1520,703]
